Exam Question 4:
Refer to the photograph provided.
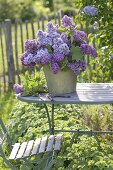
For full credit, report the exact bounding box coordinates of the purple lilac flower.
[73,30,87,42]
[21,52,36,66]
[51,62,60,74]
[37,30,47,46]
[47,22,59,33]
[47,31,60,39]
[24,39,38,53]
[51,52,65,62]
[62,15,74,27]
[13,84,23,94]
[33,48,51,65]
[60,33,70,46]
[52,38,64,49]
[79,39,87,45]
[80,44,98,57]
[54,43,70,55]
[83,6,98,16]
[93,21,98,30]
[37,30,45,39]
[68,60,86,75]
[46,22,60,40]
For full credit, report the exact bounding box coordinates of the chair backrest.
[0,119,11,146]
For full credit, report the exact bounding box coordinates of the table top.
[17,83,113,104]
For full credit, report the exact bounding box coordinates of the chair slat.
[31,138,41,155]
[46,135,54,152]
[54,134,62,151]
[23,140,34,158]
[9,143,20,160]
[16,142,27,159]
[38,136,47,153]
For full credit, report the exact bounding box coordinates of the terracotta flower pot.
[43,65,77,96]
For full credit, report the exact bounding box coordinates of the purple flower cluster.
[33,48,51,65]
[51,62,60,74]
[24,39,38,53]
[73,30,87,42]
[20,15,98,75]
[21,52,36,67]
[68,61,86,75]
[62,15,74,27]
[83,6,98,16]
[52,53,64,62]
[13,84,23,94]
[80,44,98,57]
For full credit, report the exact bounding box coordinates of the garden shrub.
[7,101,113,170]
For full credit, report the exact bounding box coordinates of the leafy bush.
[7,101,113,170]
[20,69,47,96]
[0,0,17,21]
[73,0,113,82]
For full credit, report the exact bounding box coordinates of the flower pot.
[43,65,77,96]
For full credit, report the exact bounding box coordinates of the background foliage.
[73,0,113,82]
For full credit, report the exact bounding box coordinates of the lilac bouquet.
[21,15,97,75]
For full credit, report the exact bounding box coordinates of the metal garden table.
[17,83,113,137]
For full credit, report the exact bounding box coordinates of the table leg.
[44,104,52,134]
[51,104,54,135]
[43,104,55,135]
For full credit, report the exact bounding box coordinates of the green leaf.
[70,46,83,61]
[58,26,66,32]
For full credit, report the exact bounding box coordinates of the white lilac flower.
[83,6,98,16]
[93,21,98,30]
[110,54,113,60]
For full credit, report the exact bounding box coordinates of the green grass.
[0,92,15,123]
[0,92,15,170]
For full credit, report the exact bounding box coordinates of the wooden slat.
[54,134,62,151]
[0,23,6,92]
[9,143,20,160]
[5,19,15,90]
[14,19,20,84]
[23,140,34,158]
[16,142,27,159]
[19,19,24,53]
[31,138,41,155]
[30,19,35,39]
[36,17,40,30]
[46,135,54,152]
[38,136,47,153]
[25,20,29,39]
[41,17,45,31]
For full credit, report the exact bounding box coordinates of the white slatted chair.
[0,119,62,170]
